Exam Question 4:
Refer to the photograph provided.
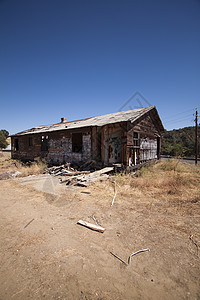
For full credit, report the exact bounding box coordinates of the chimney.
[61,117,67,123]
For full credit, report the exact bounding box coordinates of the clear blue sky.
[0,0,200,134]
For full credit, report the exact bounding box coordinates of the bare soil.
[0,161,200,299]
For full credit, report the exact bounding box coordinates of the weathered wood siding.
[100,123,122,165]
[11,109,162,167]
[11,127,92,164]
[127,112,161,166]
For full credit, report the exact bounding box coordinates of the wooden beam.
[101,126,105,164]
[77,220,105,233]
[121,124,127,167]
[90,127,93,159]
[107,125,109,164]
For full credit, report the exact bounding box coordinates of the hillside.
[161,126,200,157]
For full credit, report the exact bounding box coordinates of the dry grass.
[0,152,47,177]
[112,159,200,207]
[1,153,200,212]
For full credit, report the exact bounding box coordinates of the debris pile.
[46,164,74,175]
[63,167,114,187]
[46,164,114,187]
[79,160,103,171]
[0,170,21,180]
[65,167,114,187]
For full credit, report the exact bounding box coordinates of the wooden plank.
[90,127,93,159]
[107,125,109,164]
[94,126,98,159]
[77,220,105,233]
[90,167,113,176]
[121,125,127,166]
[56,170,90,176]
[101,126,105,164]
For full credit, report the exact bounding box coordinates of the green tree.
[161,126,200,158]
[1,130,9,138]
[0,129,9,149]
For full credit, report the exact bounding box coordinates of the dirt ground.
[0,162,200,299]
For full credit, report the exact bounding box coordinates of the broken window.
[72,133,82,153]
[29,137,33,147]
[133,132,139,147]
[14,138,19,151]
[41,136,48,151]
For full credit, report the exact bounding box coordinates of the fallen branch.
[77,219,105,233]
[24,218,35,229]
[189,234,199,256]
[89,215,99,226]
[111,181,117,206]
[110,248,150,266]
[110,251,128,265]
[128,249,150,265]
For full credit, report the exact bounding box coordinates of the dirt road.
[0,175,199,300]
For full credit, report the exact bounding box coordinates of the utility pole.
[194,109,199,165]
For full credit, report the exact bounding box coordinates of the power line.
[164,117,193,126]
[162,106,200,121]
[162,109,193,120]
[164,114,192,123]
[163,109,199,163]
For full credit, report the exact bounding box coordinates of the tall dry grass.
[0,153,47,177]
[113,159,200,202]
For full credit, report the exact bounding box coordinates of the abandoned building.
[11,106,164,167]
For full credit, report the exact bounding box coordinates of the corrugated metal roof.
[12,106,163,136]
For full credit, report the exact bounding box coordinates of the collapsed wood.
[47,163,113,187]
[46,160,105,176]
[46,164,74,175]
[60,167,113,187]
[55,170,90,176]
[79,160,103,171]
[110,248,150,266]
[74,182,88,187]
[77,219,105,233]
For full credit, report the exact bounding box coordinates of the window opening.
[133,132,139,147]
[14,139,19,151]
[29,137,33,147]
[41,136,48,151]
[72,133,82,153]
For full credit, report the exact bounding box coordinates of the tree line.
[161,126,200,158]
[0,126,199,158]
[0,130,9,149]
